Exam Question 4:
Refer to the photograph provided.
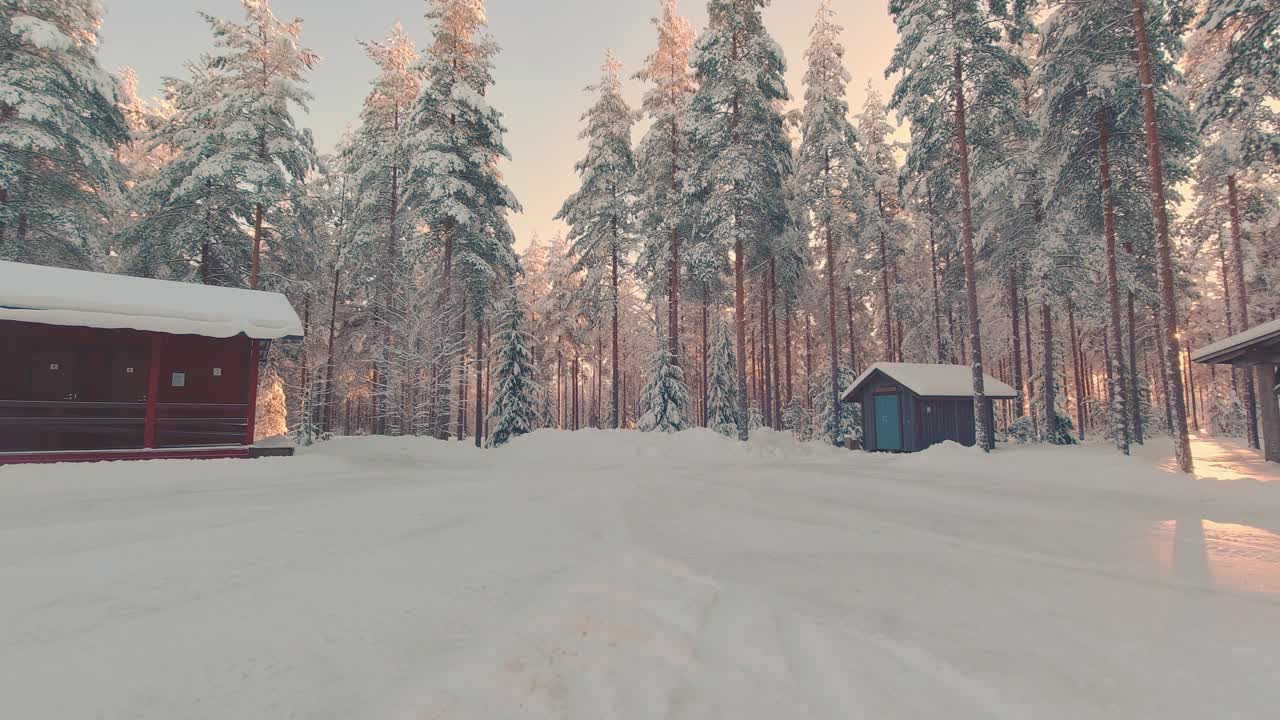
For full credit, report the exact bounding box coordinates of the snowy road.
[2,431,1278,719]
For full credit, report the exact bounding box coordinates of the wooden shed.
[1192,318,1280,464]
[0,261,303,464]
[842,363,1017,453]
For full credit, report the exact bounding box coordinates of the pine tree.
[119,62,248,285]
[855,83,906,362]
[705,317,741,437]
[635,0,697,368]
[200,0,317,289]
[888,0,1035,451]
[638,342,689,433]
[686,0,793,441]
[557,51,641,429]
[404,0,521,444]
[488,285,539,447]
[122,0,317,288]
[1129,0,1200,472]
[342,23,422,435]
[0,0,128,268]
[796,0,862,449]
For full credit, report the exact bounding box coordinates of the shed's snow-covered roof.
[1192,317,1280,365]
[843,362,1018,401]
[0,261,303,340]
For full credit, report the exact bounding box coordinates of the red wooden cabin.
[0,261,303,464]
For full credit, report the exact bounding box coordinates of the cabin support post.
[1256,364,1280,464]
[245,340,261,446]
[143,334,162,449]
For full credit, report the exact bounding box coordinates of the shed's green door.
[874,394,902,451]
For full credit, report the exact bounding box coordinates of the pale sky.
[97,0,900,249]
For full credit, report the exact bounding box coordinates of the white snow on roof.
[0,261,303,340]
[1192,317,1280,363]
[844,362,1018,400]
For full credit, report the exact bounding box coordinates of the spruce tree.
[855,83,906,362]
[488,286,539,447]
[797,0,862,449]
[404,0,521,443]
[685,0,793,441]
[200,0,317,289]
[120,62,249,285]
[343,23,422,435]
[638,343,689,433]
[557,51,641,429]
[705,317,742,438]
[635,0,697,367]
[888,0,1035,451]
[0,0,128,268]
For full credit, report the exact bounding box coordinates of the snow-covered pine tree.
[557,51,641,429]
[404,0,521,445]
[343,23,422,435]
[1192,0,1278,128]
[704,317,741,438]
[635,0,697,368]
[797,0,862,444]
[122,0,317,288]
[0,0,128,268]
[1128,0,1200,472]
[638,342,688,433]
[855,83,907,362]
[488,285,539,447]
[119,62,248,285]
[199,0,317,289]
[888,0,1035,451]
[1038,0,1197,459]
[685,0,792,441]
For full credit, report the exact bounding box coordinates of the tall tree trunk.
[437,225,456,439]
[846,285,858,373]
[1132,0,1192,472]
[612,245,621,428]
[1068,300,1086,441]
[1228,173,1261,449]
[784,302,793,407]
[805,313,814,411]
[1153,307,1175,434]
[324,265,340,433]
[1024,299,1037,436]
[251,203,265,290]
[953,49,991,451]
[735,234,750,439]
[702,295,710,427]
[457,305,467,440]
[1097,109,1131,455]
[1041,302,1057,442]
[927,196,945,363]
[769,262,782,429]
[1009,271,1026,417]
[878,192,894,360]
[761,289,772,427]
[1127,289,1144,444]
[557,347,564,429]
[1217,231,1244,413]
[825,224,842,443]
[474,317,484,447]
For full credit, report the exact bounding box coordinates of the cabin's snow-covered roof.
[0,261,303,340]
[843,362,1018,401]
[1192,317,1280,365]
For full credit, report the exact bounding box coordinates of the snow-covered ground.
[2,431,1278,719]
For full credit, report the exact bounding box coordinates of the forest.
[1,0,1276,474]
